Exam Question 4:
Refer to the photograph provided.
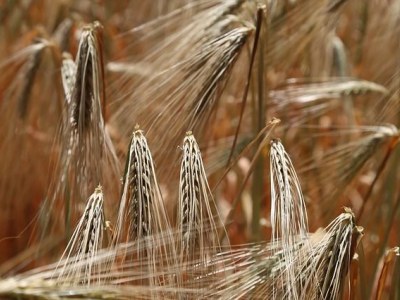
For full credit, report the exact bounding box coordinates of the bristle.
[0,212,363,299]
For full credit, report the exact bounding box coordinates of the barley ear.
[113,128,174,289]
[269,139,309,298]
[56,185,105,286]
[177,132,226,269]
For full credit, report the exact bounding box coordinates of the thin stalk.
[369,146,400,297]
[376,192,400,275]
[359,241,368,300]
[357,136,399,222]
[251,8,266,242]
[220,121,275,241]
[212,118,280,193]
[355,0,369,65]
[251,157,263,242]
[350,254,360,300]
[371,247,400,300]
[394,259,400,299]
[225,8,263,167]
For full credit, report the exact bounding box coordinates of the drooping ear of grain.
[270,78,388,125]
[262,209,361,299]
[213,210,361,299]
[111,17,252,179]
[40,22,120,245]
[302,209,363,299]
[18,40,44,119]
[298,125,399,219]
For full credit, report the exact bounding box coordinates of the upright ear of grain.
[115,128,171,242]
[56,186,105,286]
[270,139,309,237]
[177,133,226,268]
[269,139,309,298]
[113,128,174,290]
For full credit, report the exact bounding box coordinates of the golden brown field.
[0,0,399,299]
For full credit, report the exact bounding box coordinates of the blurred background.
[0,0,399,298]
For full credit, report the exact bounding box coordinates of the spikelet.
[61,53,76,106]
